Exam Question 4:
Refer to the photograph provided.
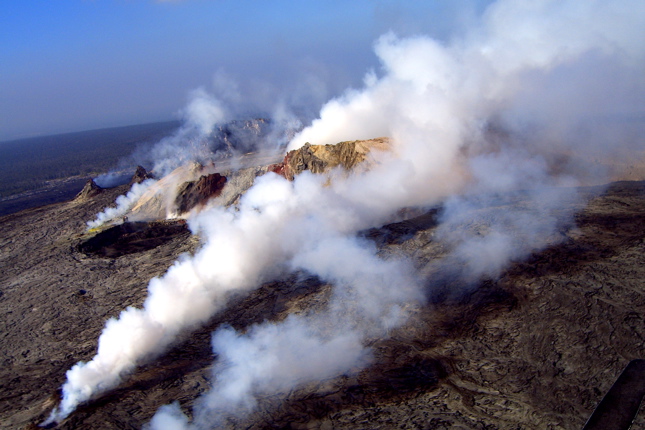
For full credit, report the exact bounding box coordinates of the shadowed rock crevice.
[78,220,190,257]
[174,172,227,215]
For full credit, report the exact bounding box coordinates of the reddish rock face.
[267,161,288,178]
[174,173,227,215]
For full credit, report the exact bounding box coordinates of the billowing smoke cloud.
[46,169,419,425]
[45,0,644,427]
[144,179,423,429]
[289,1,644,164]
[186,233,420,427]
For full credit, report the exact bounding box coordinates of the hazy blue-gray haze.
[0,1,488,141]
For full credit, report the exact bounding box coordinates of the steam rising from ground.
[46,0,644,428]
[145,179,423,430]
[84,89,230,228]
[146,86,301,178]
[88,86,301,228]
[87,179,156,229]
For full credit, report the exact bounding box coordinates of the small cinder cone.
[74,178,103,201]
[130,165,154,184]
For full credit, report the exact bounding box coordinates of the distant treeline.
[0,121,179,197]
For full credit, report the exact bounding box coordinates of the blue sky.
[0,0,490,141]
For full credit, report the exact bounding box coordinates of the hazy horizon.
[0,1,490,141]
[0,118,181,145]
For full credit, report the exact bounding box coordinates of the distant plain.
[0,121,179,216]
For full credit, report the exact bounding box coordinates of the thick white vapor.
[182,88,228,136]
[47,0,644,427]
[86,179,156,229]
[47,168,418,426]
[149,220,421,430]
[436,151,580,282]
[290,0,644,160]
[147,88,230,178]
[137,84,301,179]
[84,88,230,229]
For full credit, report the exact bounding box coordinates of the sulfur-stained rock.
[270,138,391,180]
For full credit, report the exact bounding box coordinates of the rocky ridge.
[269,138,390,180]
[108,138,388,224]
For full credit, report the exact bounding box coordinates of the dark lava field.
[1,179,644,429]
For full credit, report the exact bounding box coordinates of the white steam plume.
[133,84,301,178]
[85,88,229,229]
[289,0,645,158]
[86,179,156,229]
[147,88,230,178]
[148,0,645,427]
[149,223,422,430]
[435,151,580,283]
[47,167,419,425]
[86,84,300,228]
[46,0,644,427]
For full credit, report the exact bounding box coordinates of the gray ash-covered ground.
[0,181,644,429]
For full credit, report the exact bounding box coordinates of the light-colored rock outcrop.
[270,137,391,180]
[127,162,204,221]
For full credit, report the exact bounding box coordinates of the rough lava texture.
[0,151,644,429]
[0,182,199,430]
